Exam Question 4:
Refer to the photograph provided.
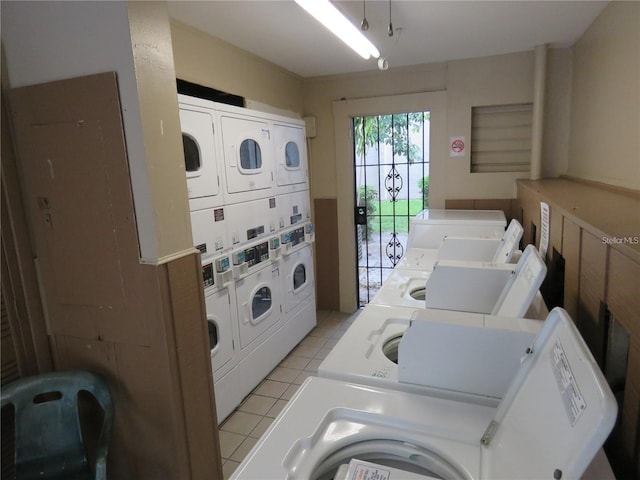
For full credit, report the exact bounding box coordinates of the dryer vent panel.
[177,78,245,107]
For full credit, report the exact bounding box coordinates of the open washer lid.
[481,307,617,479]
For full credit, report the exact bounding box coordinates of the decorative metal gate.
[353,112,430,306]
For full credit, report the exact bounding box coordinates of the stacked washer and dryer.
[179,94,316,422]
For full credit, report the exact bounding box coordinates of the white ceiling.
[167,0,608,78]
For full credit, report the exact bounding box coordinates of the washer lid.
[412,209,506,225]
[482,307,617,479]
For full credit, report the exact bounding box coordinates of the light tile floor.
[220,309,361,479]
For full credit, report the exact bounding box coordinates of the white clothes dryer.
[216,238,313,422]
[232,239,284,354]
[219,108,275,205]
[178,96,225,211]
[273,120,308,196]
[204,285,239,412]
[196,250,238,423]
[318,304,542,407]
[230,308,617,480]
[281,243,315,316]
[407,209,506,249]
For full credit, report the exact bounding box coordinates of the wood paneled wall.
[313,199,340,311]
[517,178,640,478]
[7,73,221,479]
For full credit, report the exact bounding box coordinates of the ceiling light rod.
[295,0,380,60]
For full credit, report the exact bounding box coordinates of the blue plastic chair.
[1,370,113,480]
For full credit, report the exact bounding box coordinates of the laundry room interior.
[1,1,639,480]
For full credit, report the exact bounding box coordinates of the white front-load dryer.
[318,304,542,407]
[278,243,317,351]
[230,308,617,480]
[234,256,283,354]
[273,120,308,196]
[197,252,238,423]
[281,243,315,315]
[178,96,225,211]
[219,109,275,204]
[204,285,238,383]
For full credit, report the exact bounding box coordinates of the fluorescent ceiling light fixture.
[295,0,380,60]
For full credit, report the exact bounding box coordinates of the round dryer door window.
[240,139,262,170]
[207,320,219,353]
[293,264,307,291]
[251,286,272,322]
[182,134,201,173]
[285,141,300,168]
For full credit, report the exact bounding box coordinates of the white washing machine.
[178,95,225,211]
[370,267,432,310]
[423,245,546,318]
[225,196,278,248]
[398,219,523,271]
[273,120,308,196]
[219,108,275,205]
[407,209,506,249]
[276,189,311,231]
[318,304,542,407]
[372,246,548,325]
[230,308,617,480]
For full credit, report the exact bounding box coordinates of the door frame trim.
[332,91,447,312]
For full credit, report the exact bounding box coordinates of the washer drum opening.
[309,439,467,480]
[410,287,426,300]
[382,335,404,364]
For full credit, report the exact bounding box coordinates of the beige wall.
[304,52,538,311]
[170,20,304,116]
[568,1,640,190]
[2,1,196,263]
[543,47,573,178]
[303,63,447,201]
[444,51,535,200]
[167,3,639,314]
[128,2,194,263]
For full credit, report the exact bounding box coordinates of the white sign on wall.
[540,202,550,259]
